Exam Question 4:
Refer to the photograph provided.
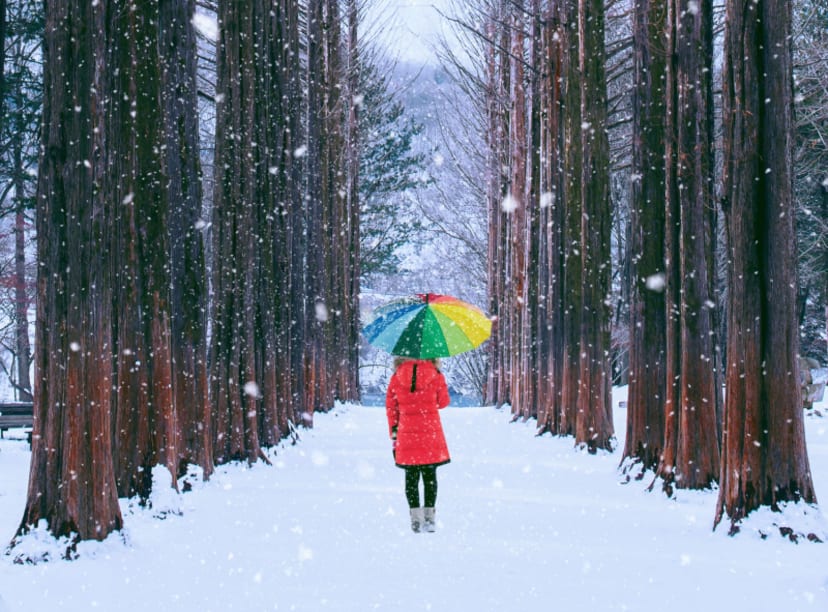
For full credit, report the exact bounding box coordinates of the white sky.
[366,0,456,64]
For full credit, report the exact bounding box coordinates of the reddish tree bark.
[211,0,307,461]
[508,1,530,420]
[13,147,32,402]
[558,0,583,439]
[623,0,667,476]
[211,0,272,463]
[109,0,180,501]
[715,0,817,531]
[574,0,614,452]
[15,0,122,552]
[160,0,213,480]
[536,4,566,436]
[484,1,512,409]
[654,0,720,493]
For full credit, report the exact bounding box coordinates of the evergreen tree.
[359,59,429,279]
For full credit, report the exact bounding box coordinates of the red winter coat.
[386,359,451,468]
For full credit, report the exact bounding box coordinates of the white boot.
[423,507,436,532]
[410,507,424,533]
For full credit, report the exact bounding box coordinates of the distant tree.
[653,0,720,493]
[793,2,828,362]
[340,0,361,403]
[535,0,566,433]
[558,0,584,439]
[0,0,41,402]
[507,0,529,421]
[306,0,336,414]
[211,0,305,462]
[16,0,123,551]
[715,0,817,532]
[622,0,667,476]
[358,58,428,279]
[305,0,361,410]
[573,0,615,453]
[160,0,213,479]
[326,0,360,404]
[0,0,5,138]
[481,0,511,409]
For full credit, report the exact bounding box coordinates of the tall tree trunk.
[574,0,614,452]
[284,0,305,433]
[15,0,122,550]
[342,0,361,403]
[159,0,212,479]
[306,0,327,419]
[559,0,582,438]
[211,0,265,463]
[654,0,719,493]
[0,0,5,139]
[484,2,511,408]
[320,0,355,407]
[508,1,529,420]
[526,0,543,425]
[110,0,179,500]
[623,0,667,476]
[12,110,32,402]
[211,0,306,460]
[715,0,817,531]
[536,5,566,436]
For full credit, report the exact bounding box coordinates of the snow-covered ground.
[0,388,826,611]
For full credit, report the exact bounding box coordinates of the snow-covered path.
[1,393,827,611]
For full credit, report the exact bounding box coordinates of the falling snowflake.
[294,145,308,158]
[645,273,666,292]
[315,302,329,322]
[243,381,260,398]
[540,192,555,208]
[501,194,518,213]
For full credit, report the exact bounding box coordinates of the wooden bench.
[0,402,34,444]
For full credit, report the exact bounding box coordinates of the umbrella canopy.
[363,293,492,359]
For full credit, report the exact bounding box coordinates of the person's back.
[386,358,451,532]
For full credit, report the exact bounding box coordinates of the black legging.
[404,465,438,508]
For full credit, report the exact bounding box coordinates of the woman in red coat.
[386,357,451,533]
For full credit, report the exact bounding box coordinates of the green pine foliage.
[359,60,431,278]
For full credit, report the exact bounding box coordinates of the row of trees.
[458,0,818,531]
[6,0,362,554]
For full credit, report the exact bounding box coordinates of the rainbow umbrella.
[363,293,492,359]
